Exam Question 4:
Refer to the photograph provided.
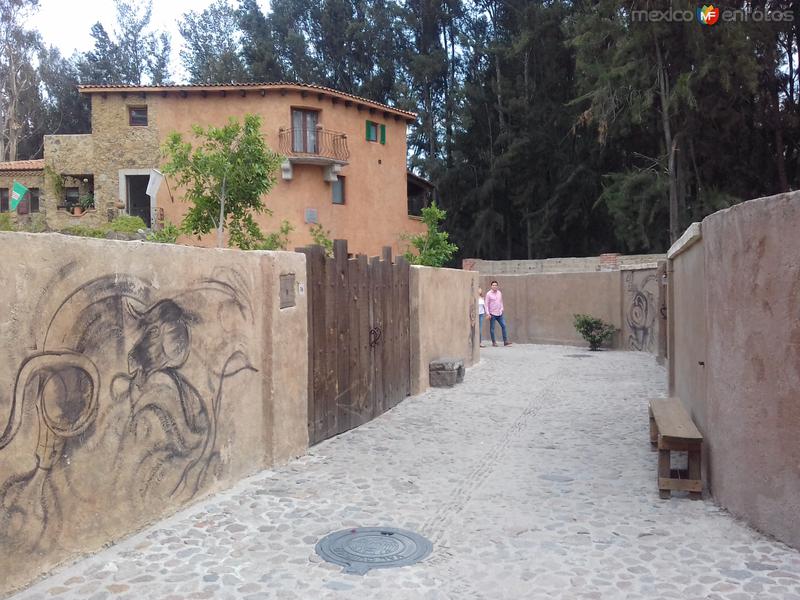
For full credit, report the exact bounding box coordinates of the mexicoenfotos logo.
[631,5,793,23]
[697,5,720,26]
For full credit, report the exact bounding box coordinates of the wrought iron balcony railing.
[278,127,350,163]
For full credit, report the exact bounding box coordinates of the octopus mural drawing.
[0,270,258,552]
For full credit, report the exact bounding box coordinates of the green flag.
[11,181,28,211]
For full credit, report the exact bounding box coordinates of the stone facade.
[0,167,45,228]
[44,93,161,230]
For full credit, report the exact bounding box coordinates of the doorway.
[126,175,150,226]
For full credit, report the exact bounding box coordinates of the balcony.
[278,126,349,181]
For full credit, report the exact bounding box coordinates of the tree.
[161,114,283,249]
[403,201,458,266]
[0,0,41,161]
[78,0,171,85]
[179,0,247,84]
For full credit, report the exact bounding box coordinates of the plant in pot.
[79,193,95,212]
[573,314,617,351]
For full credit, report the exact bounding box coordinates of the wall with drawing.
[0,232,307,596]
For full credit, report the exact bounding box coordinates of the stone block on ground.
[429,357,464,387]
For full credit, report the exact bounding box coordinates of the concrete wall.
[46,88,424,256]
[410,266,479,394]
[620,267,663,354]
[0,232,307,596]
[478,272,623,348]
[465,254,663,275]
[668,191,800,549]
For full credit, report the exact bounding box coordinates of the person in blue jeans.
[485,280,511,346]
[477,287,486,347]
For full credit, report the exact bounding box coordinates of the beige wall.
[47,89,424,255]
[0,232,307,596]
[478,272,623,348]
[410,266,479,394]
[668,191,800,549]
[465,254,663,275]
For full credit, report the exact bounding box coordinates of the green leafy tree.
[309,223,333,257]
[253,219,293,250]
[161,114,282,249]
[403,201,457,266]
[78,0,171,85]
[179,0,247,84]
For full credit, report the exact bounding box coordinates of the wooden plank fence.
[297,241,411,445]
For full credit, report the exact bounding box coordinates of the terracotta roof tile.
[0,159,45,171]
[79,82,417,121]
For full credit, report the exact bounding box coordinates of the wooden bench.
[649,398,703,499]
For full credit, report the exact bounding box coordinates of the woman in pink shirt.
[485,280,511,347]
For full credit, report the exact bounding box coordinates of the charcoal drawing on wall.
[0,269,258,553]
[624,270,658,353]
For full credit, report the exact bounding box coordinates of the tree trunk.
[654,36,679,243]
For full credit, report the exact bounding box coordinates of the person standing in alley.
[485,280,511,347]
[477,287,486,348]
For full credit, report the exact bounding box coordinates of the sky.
[25,0,271,82]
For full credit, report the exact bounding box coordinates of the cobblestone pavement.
[10,345,800,600]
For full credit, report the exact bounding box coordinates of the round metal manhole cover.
[315,527,433,575]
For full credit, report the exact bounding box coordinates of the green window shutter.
[380,124,386,145]
[366,120,370,141]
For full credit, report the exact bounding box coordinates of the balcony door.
[292,109,318,154]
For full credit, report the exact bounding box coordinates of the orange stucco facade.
[47,83,424,256]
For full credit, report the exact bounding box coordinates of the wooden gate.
[298,240,411,445]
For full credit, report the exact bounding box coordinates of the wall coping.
[620,263,660,271]
[667,222,702,259]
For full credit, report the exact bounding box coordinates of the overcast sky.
[25,0,272,82]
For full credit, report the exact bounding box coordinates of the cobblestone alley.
[10,345,800,600]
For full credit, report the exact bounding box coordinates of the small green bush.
[147,220,181,243]
[61,225,108,238]
[109,215,147,233]
[0,213,14,231]
[573,314,616,351]
[253,220,294,251]
[309,223,334,257]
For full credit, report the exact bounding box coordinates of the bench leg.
[688,449,702,500]
[649,408,658,450]
[658,449,671,499]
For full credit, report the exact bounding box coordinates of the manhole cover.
[315,527,433,575]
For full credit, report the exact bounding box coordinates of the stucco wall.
[52,90,425,256]
[410,266,479,395]
[668,191,800,549]
[465,254,663,275]
[0,232,307,596]
[703,193,800,548]
[478,273,623,348]
[668,238,707,431]
[620,267,662,354]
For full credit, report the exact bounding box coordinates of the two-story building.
[3,82,427,256]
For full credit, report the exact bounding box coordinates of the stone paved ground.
[10,345,800,600]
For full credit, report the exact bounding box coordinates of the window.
[366,120,378,142]
[65,187,80,209]
[366,121,386,144]
[332,177,345,205]
[291,109,318,153]
[29,188,39,213]
[0,189,8,212]
[129,106,148,126]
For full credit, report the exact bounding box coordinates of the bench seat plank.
[650,398,703,441]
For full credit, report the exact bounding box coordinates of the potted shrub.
[79,193,95,212]
[573,314,617,351]
[71,204,83,216]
